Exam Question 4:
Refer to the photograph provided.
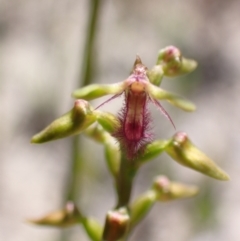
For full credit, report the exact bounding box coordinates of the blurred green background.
[1,0,239,240]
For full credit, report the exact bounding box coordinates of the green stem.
[81,0,101,87]
[66,0,102,202]
[116,155,138,209]
[61,0,102,240]
[67,136,82,201]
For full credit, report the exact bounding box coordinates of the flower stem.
[67,0,102,202]
[116,155,138,208]
[80,0,101,87]
[61,0,102,240]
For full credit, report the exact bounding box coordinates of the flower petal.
[147,83,196,112]
[72,82,126,100]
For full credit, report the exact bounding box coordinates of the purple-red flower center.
[113,63,153,160]
[125,83,147,141]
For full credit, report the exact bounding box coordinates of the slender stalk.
[61,0,102,240]
[116,155,138,208]
[80,0,101,87]
[67,136,82,201]
[67,0,102,202]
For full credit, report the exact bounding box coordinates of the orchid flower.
[72,56,195,159]
[30,40,230,241]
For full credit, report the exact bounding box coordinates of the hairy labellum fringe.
[113,91,153,160]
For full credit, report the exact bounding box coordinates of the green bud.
[95,111,120,134]
[139,140,170,163]
[157,46,197,77]
[84,123,120,177]
[31,100,96,143]
[103,208,130,241]
[152,176,199,201]
[147,65,164,86]
[147,83,196,112]
[165,132,230,181]
[130,190,158,228]
[82,217,103,241]
[104,136,120,177]
[84,124,106,143]
[72,82,126,100]
[180,57,198,75]
[28,202,81,227]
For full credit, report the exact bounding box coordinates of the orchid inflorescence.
[30,46,229,241]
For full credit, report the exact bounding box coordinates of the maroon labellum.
[113,83,152,160]
[112,63,152,159]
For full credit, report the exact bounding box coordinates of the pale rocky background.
[1,0,240,241]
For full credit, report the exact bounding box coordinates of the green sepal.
[165,132,230,181]
[72,82,125,100]
[31,100,96,143]
[147,83,196,112]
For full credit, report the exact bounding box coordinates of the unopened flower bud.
[84,124,120,177]
[130,190,158,228]
[147,65,164,86]
[130,175,198,229]
[152,176,198,201]
[103,208,130,241]
[139,140,170,163]
[31,100,96,143]
[180,57,198,75]
[165,132,230,180]
[157,46,197,77]
[82,217,103,241]
[84,124,106,143]
[104,136,120,177]
[28,202,81,227]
